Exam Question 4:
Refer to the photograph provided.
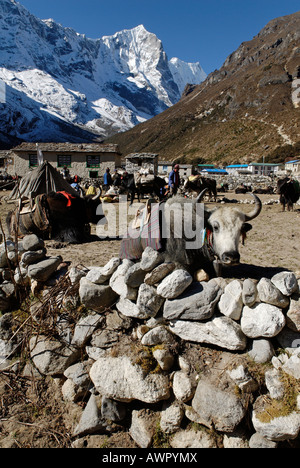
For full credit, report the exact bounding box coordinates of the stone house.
[125,153,159,175]
[158,161,193,179]
[8,142,122,179]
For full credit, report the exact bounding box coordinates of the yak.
[117,173,167,205]
[120,189,262,277]
[276,178,300,211]
[162,190,262,276]
[183,176,217,201]
[6,189,105,244]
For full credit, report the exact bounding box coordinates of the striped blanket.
[119,202,163,260]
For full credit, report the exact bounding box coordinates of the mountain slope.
[108,11,300,165]
[0,0,206,143]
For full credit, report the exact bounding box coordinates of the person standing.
[168,164,180,195]
[103,168,112,193]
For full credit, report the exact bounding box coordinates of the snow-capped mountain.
[0,0,206,143]
[169,58,207,95]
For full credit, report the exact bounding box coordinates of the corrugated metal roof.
[201,169,228,174]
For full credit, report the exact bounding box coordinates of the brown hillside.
[107,11,300,165]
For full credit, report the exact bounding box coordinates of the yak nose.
[221,251,240,265]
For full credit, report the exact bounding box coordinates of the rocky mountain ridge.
[0,0,206,145]
[108,11,300,165]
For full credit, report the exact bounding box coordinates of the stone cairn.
[0,235,300,448]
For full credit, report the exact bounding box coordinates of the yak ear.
[241,222,252,246]
[242,222,252,233]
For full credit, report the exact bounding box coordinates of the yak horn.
[196,188,209,203]
[92,187,102,201]
[244,193,262,221]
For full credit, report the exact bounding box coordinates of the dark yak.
[183,176,217,201]
[117,173,167,205]
[6,190,105,243]
[276,177,300,211]
[235,185,252,194]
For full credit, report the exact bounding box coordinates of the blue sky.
[19,0,300,74]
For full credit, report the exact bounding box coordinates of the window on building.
[89,170,98,178]
[86,155,100,168]
[57,155,72,168]
[29,154,38,168]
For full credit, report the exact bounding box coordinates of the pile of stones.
[0,234,63,312]
[1,241,300,448]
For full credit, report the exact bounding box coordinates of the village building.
[158,161,173,176]
[248,162,282,176]
[7,142,122,179]
[225,162,282,177]
[158,161,193,179]
[225,164,252,175]
[285,159,300,174]
[0,150,12,172]
[125,153,159,174]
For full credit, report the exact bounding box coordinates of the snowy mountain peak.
[0,0,206,143]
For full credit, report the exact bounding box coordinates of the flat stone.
[21,249,46,267]
[27,256,62,282]
[218,280,243,320]
[89,356,170,403]
[169,316,247,351]
[241,303,286,338]
[163,280,221,321]
[286,294,300,332]
[79,277,118,311]
[109,259,137,300]
[252,395,300,441]
[192,377,247,432]
[157,269,193,299]
[271,271,298,296]
[140,247,163,271]
[144,262,176,285]
[136,283,165,318]
[248,339,275,363]
[72,313,103,347]
[124,262,146,288]
[257,277,290,308]
[29,335,79,376]
[22,234,45,252]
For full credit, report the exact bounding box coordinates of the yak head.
[198,190,262,266]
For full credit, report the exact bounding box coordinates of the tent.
[8,161,79,200]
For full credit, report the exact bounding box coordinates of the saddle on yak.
[119,199,163,260]
[18,194,50,233]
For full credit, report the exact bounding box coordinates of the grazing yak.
[120,189,262,277]
[276,177,300,211]
[6,190,105,243]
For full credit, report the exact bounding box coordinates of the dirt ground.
[0,189,299,448]
[47,193,300,276]
[1,190,299,274]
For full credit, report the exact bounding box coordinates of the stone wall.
[0,238,299,448]
[8,152,121,178]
